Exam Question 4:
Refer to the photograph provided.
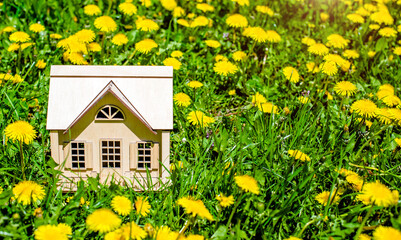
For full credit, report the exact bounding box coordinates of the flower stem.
[19,141,25,180]
[354,204,374,240]
[226,191,244,228]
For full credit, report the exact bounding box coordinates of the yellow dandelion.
[177,196,214,221]
[288,150,311,162]
[35,60,46,69]
[306,62,319,73]
[258,102,278,114]
[74,29,95,43]
[265,30,281,43]
[67,53,88,65]
[350,99,377,118]
[234,175,260,195]
[12,74,23,84]
[284,237,302,240]
[389,108,401,124]
[118,2,137,16]
[381,95,401,107]
[191,16,209,28]
[368,51,376,58]
[50,33,62,39]
[173,7,185,17]
[173,92,191,107]
[88,42,101,52]
[13,181,45,205]
[213,61,238,76]
[34,224,70,240]
[86,208,121,233]
[370,11,394,25]
[326,34,349,49]
[171,50,183,58]
[301,37,316,46]
[135,39,158,54]
[2,26,16,32]
[29,23,45,33]
[343,49,359,59]
[84,5,101,16]
[232,51,246,61]
[347,13,364,23]
[243,27,268,43]
[320,61,338,76]
[376,108,392,125]
[111,33,128,46]
[136,19,160,32]
[163,57,181,70]
[357,181,399,207]
[232,0,249,6]
[282,66,300,83]
[226,14,248,28]
[252,92,267,107]
[320,12,329,22]
[334,81,357,97]
[111,196,132,216]
[256,6,274,16]
[215,193,234,207]
[94,16,117,33]
[196,3,214,12]
[373,226,401,240]
[324,54,347,66]
[378,27,397,38]
[177,19,189,27]
[315,191,341,206]
[393,47,401,55]
[9,31,31,43]
[395,138,401,147]
[187,81,203,89]
[141,0,152,7]
[215,55,228,62]
[21,42,34,50]
[205,40,221,48]
[4,120,36,144]
[229,90,236,95]
[187,110,215,127]
[369,24,380,30]
[135,196,151,216]
[8,43,20,52]
[308,43,329,56]
[160,0,177,11]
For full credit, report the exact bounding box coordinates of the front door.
[100,139,123,183]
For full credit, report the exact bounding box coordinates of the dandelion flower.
[160,0,177,11]
[376,108,392,125]
[282,66,300,83]
[370,11,394,25]
[13,181,45,205]
[67,53,88,65]
[350,99,377,118]
[29,23,45,33]
[229,90,236,95]
[205,40,221,48]
[320,12,329,22]
[345,173,363,191]
[177,19,190,27]
[306,62,319,73]
[232,0,249,6]
[234,175,260,195]
[196,3,214,12]
[2,26,16,32]
[393,47,401,55]
[265,30,281,43]
[174,92,192,106]
[343,49,359,59]
[135,39,158,54]
[88,42,101,52]
[347,13,364,23]
[8,43,20,52]
[213,61,238,76]
[252,92,267,107]
[111,33,128,46]
[191,16,209,28]
[177,196,214,221]
[84,5,101,16]
[4,120,36,144]
[373,226,401,240]
[368,51,376,58]
[74,29,95,43]
[357,181,399,207]
[369,24,380,30]
[136,19,160,32]
[243,27,268,43]
[320,61,338,76]
[118,2,137,16]
[301,37,316,46]
[288,150,310,162]
[111,196,132,216]
[9,31,31,43]
[315,191,341,206]
[12,74,23,84]
[34,224,70,240]
[50,33,62,39]
[163,57,181,70]
[135,196,151,216]
[284,237,302,240]
[258,102,278,114]
[36,60,46,69]
[187,111,215,127]
[216,193,234,207]
[334,81,357,97]
[106,222,147,240]
[94,16,117,33]
[381,95,401,107]
[187,81,203,89]
[256,6,274,16]
[215,55,228,62]
[326,34,349,49]
[225,14,248,28]
[308,43,329,56]
[173,7,185,17]
[389,108,401,124]
[378,27,397,38]
[86,208,121,233]
[232,51,246,61]
[171,50,183,58]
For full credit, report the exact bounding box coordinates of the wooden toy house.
[46,65,173,190]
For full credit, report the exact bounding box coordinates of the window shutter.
[129,143,137,170]
[85,142,93,169]
[63,143,72,169]
[152,142,159,170]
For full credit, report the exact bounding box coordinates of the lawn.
[0,0,400,239]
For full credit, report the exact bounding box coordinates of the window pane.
[109,155,114,161]
[72,163,78,168]
[109,148,114,154]
[115,162,121,168]
[114,111,124,119]
[138,143,144,148]
[71,142,77,148]
[72,150,77,155]
[79,163,85,168]
[138,150,143,155]
[138,163,144,168]
[102,141,107,147]
[78,143,85,148]
[145,143,151,148]
[145,150,151,155]
[146,163,151,168]
[79,156,85,161]
[138,156,143,161]
[110,107,118,115]
[72,156,78,161]
[115,155,120,161]
[115,141,120,147]
[102,155,107,160]
[103,162,108,168]
[97,111,107,119]
[115,148,120,154]
[102,149,107,153]
[109,162,114,168]
[145,156,151,162]
[79,150,84,155]
[109,141,114,147]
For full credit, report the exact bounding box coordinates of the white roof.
[47,65,173,130]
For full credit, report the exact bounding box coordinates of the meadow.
[0,0,401,239]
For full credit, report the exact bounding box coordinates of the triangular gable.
[63,81,156,135]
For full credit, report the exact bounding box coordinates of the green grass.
[0,0,401,239]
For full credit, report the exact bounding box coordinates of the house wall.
[54,92,165,190]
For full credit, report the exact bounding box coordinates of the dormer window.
[96,105,125,120]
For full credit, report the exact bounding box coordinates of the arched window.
[95,105,125,120]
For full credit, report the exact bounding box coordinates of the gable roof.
[46,65,173,131]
